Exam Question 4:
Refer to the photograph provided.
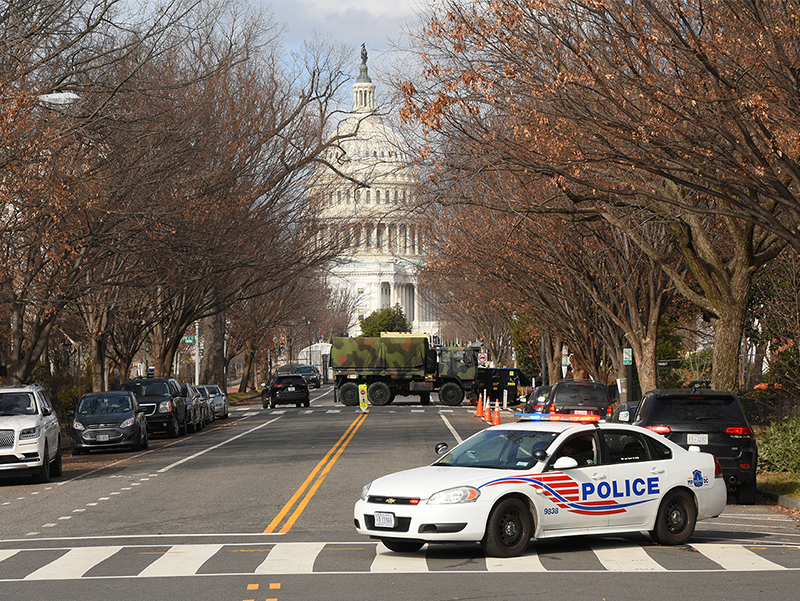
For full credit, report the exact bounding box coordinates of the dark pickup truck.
[121,377,187,438]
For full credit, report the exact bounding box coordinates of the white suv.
[0,385,63,483]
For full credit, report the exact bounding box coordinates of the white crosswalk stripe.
[371,542,430,572]
[0,541,796,580]
[589,542,666,572]
[25,546,123,580]
[254,542,325,574]
[138,544,224,577]
[693,543,788,571]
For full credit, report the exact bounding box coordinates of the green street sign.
[623,348,632,365]
[183,335,196,344]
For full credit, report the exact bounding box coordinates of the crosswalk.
[1,540,798,580]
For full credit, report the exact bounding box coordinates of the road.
[1,386,799,601]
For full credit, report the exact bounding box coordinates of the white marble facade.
[309,46,437,336]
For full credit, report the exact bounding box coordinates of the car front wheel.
[481,497,532,557]
[35,443,51,484]
[50,443,63,478]
[650,489,697,545]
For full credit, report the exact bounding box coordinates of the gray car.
[199,384,229,419]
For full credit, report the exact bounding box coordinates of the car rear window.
[276,376,305,386]
[552,384,608,407]
[650,395,744,423]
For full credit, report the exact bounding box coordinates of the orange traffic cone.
[484,398,491,422]
[492,399,500,425]
[475,393,483,417]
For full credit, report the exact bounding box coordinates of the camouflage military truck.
[331,337,478,406]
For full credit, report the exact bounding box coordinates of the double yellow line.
[264,412,368,533]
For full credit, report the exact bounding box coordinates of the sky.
[262,0,424,83]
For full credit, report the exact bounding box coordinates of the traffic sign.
[623,348,633,366]
[278,355,288,366]
[478,353,488,365]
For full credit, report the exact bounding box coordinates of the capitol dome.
[310,45,437,336]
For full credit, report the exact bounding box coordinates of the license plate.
[98,434,109,442]
[287,386,295,392]
[374,512,395,528]
[574,409,588,415]
[687,434,708,445]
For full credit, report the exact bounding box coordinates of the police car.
[354,417,726,557]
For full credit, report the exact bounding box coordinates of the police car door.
[539,431,610,535]
[602,429,667,529]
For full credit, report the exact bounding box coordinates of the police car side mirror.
[533,449,548,462]
[552,456,579,470]
[435,442,449,455]
[617,410,630,423]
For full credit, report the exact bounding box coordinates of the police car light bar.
[515,413,602,423]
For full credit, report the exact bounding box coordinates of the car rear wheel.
[368,382,392,406]
[381,538,425,553]
[339,383,360,406]
[650,489,697,545]
[481,497,532,557]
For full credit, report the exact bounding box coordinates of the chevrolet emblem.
[385,498,396,504]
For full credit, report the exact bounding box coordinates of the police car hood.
[369,465,517,498]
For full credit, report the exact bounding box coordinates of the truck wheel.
[420,392,431,405]
[339,383,360,406]
[439,382,464,406]
[368,382,392,406]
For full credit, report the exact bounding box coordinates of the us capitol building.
[309,46,438,337]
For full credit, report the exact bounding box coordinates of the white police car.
[354,417,726,557]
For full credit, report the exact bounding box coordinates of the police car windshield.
[435,429,557,470]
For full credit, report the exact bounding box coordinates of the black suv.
[121,378,187,438]
[541,379,612,418]
[627,388,758,504]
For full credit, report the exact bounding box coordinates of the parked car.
[611,400,640,423]
[539,379,612,418]
[0,384,63,483]
[192,385,214,425]
[520,385,552,415]
[263,374,310,409]
[295,365,322,388]
[70,391,148,454]
[623,387,758,504]
[120,378,187,438]
[179,382,205,432]
[201,384,229,419]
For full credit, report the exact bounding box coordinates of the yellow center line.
[264,412,368,533]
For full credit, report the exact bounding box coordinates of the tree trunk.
[90,336,106,392]
[200,312,226,387]
[710,310,747,391]
[239,348,254,393]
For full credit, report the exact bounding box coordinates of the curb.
[757,487,800,511]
